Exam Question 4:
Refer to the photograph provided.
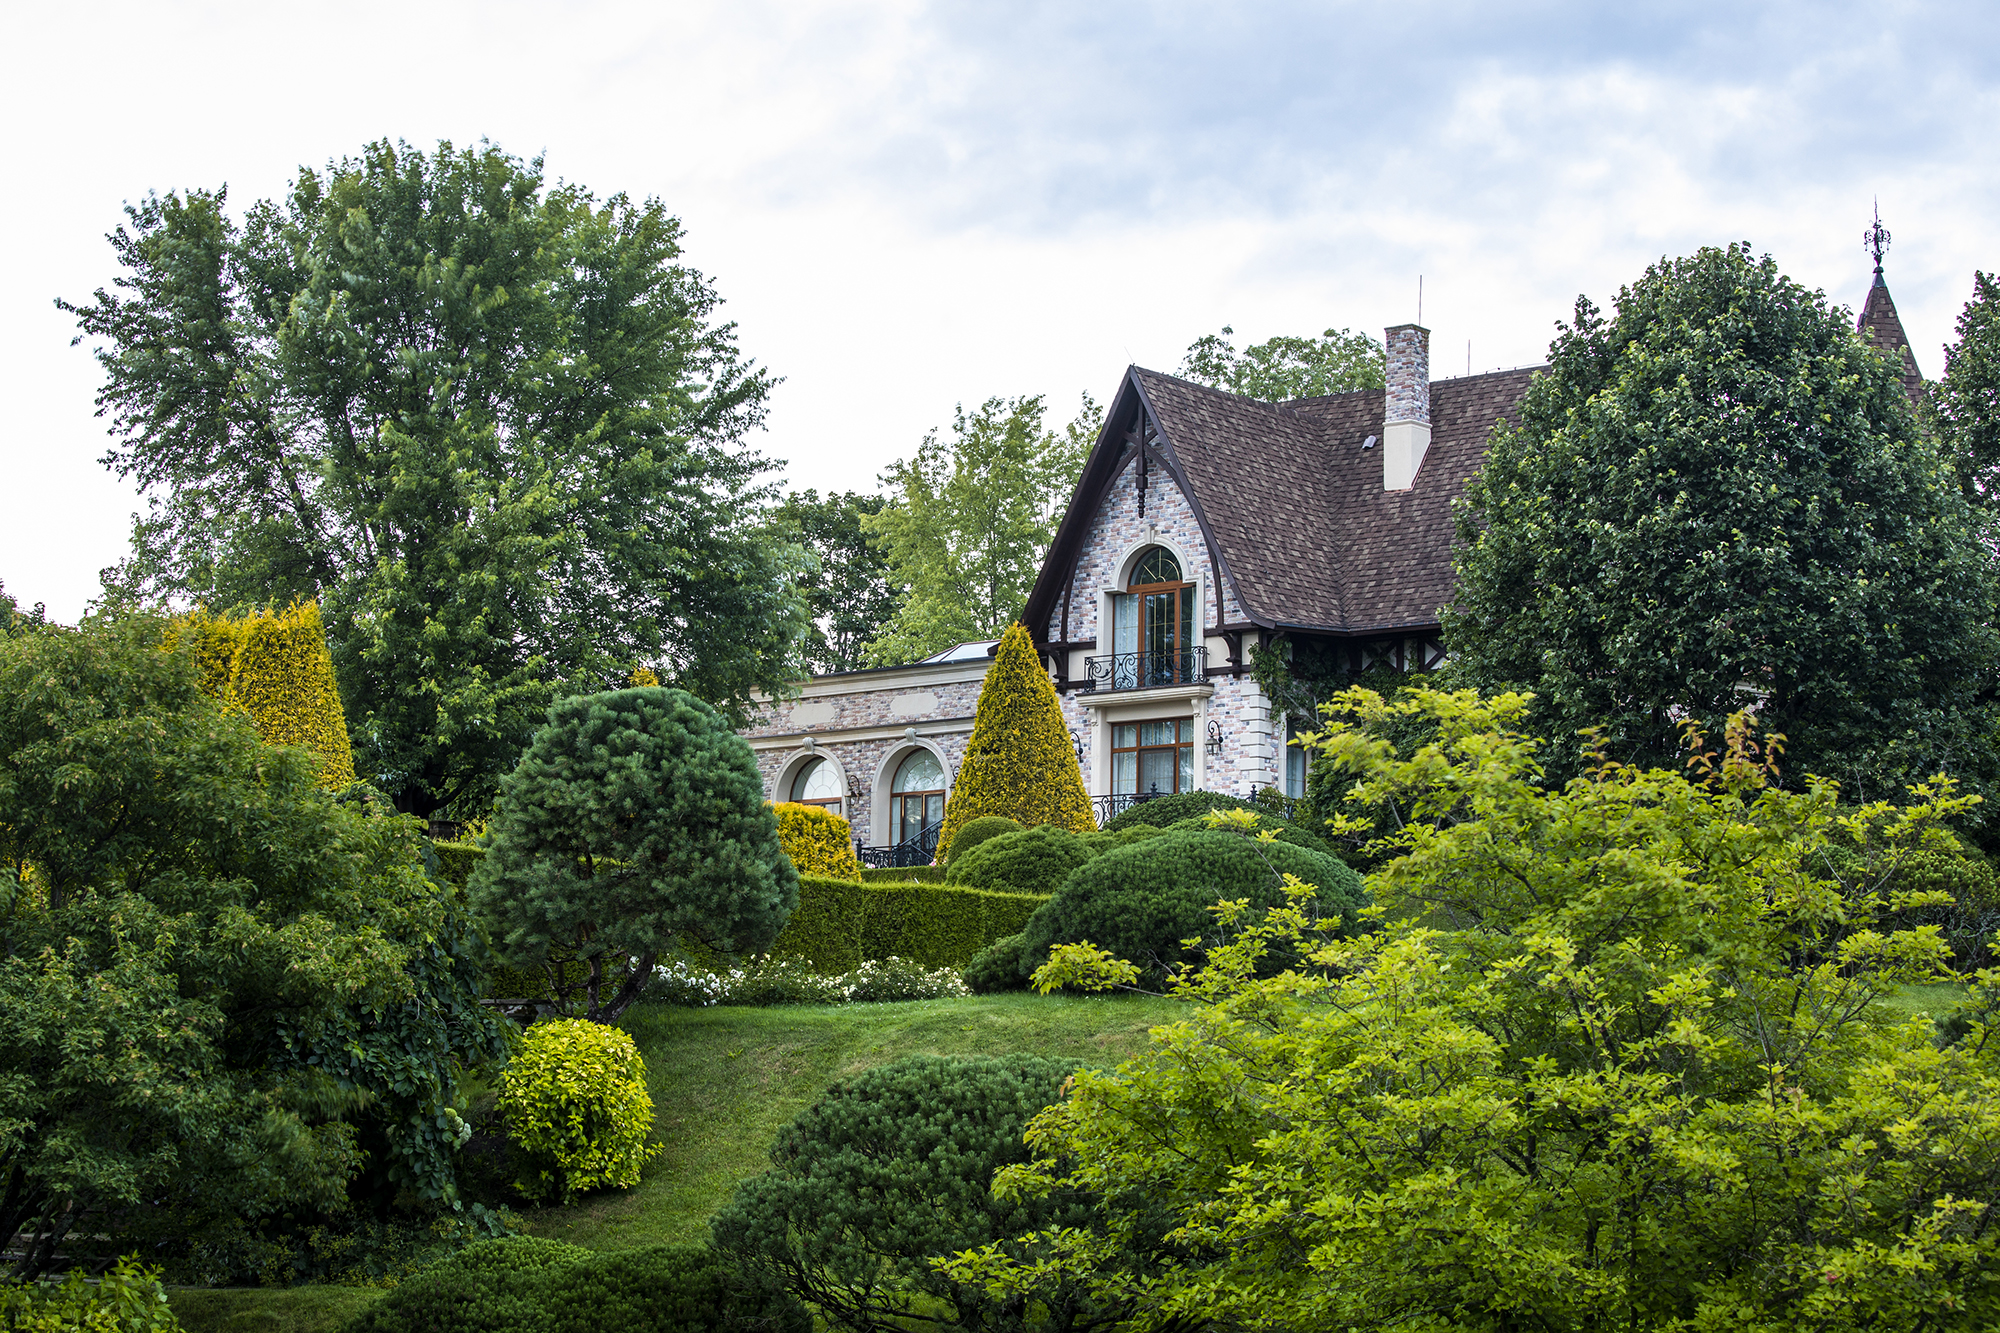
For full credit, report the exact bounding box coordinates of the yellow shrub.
[497,1019,659,1203]
[774,802,864,881]
[168,601,355,790]
[935,624,1094,861]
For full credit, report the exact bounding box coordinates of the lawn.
[172,990,1180,1333]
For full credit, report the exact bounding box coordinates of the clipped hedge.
[771,876,1047,972]
[1101,790,1260,832]
[169,600,356,789]
[773,802,864,881]
[945,815,1022,864]
[859,865,947,884]
[340,1238,809,1333]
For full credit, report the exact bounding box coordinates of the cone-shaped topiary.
[170,601,356,789]
[773,802,864,881]
[934,624,1093,862]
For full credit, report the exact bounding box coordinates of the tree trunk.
[591,951,659,1025]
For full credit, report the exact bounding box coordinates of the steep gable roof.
[1857,273,1925,405]
[1022,362,1540,642]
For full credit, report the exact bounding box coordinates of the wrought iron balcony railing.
[1079,647,1206,692]
[1091,789,1169,827]
[855,819,942,868]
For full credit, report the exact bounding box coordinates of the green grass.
[173,990,1178,1332]
[1875,980,1970,1022]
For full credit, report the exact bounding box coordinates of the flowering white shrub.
[650,955,970,1007]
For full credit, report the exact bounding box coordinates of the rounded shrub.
[962,932,1032,994]
[946,815,1022,863]
[496,1019,658,1203]
[1101,790,1259,833]
[341,1242,809,1333]
[1166,814,1334,858]
[1017,826,1367,984]
[947,823,1169,896]
[711,1054,1100,1333]
[773,802,863,881]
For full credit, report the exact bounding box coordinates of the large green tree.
[1928,270,2000,511]
[1446,243,2000,809]
[63,139,806,817]
[863,395,1096,666]
[0,612,507,1280]
[1177,324,1384,399]
[772,490,903,675]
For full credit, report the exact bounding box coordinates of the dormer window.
[1109,545,1196,688]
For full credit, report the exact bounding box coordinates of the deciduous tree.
[63,139,806,817]
[1178,324,1384,399]
[1446,243,2000,810]
[772,490,903,675]
[1928,270,2000,511]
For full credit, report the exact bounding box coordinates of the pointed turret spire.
[1856,203,1923,405]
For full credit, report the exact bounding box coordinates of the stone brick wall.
[744,676,983,739]
[1385,324,1431,427]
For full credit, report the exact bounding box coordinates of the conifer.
[171,601,356,789]
[935,624,1094,861]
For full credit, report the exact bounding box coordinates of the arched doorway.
[788,756,843,815]
[889,749,946,861]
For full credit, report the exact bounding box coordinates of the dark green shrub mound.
[947,815,1023,863]
[1165,814,1333,858]
[341,1241,808,1333]
[947,823,1167,896]
[1101,790,1258,832]
[962,932,1032,993]
[711,1054,1104,1333]
[1018,828,1366,983]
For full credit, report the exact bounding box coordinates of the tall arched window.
[1110,545,1195,688]
[789,756,843,812]
[889,749,946,848]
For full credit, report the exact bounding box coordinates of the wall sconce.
[846,773,863,799]
[1205,719,1223,757]
[1069,729,1086,764]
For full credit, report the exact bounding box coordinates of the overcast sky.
[5,0,1995,621]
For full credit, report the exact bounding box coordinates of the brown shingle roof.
[1128,365,1538,634]
[1857,275,1925,406]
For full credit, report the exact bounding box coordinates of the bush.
[947,815,1023,863]
[1101,790,1258,832]
[947,824,1169,897]
[858,865,946,884]
[650,955,969,1006]
[168,601,357,789]
[472,687,797,1023]
[770,875,1046,972]
[496,1020,658,1204]
[773,803,863,881]
[712,1055,1102,1333]
[1165,814,1333,858]
[962,933,1032,994]
[936,626,1096,861]
[0,1256,179,1332]
[1018,824,1367,984]
[341,1241,809,1333]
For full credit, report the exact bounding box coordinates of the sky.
[5,0,1997,621]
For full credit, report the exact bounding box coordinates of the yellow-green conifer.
[935,623,1094,861]
[773,802,865,881]
[171,601,356,790]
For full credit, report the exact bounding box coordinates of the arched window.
[889,749,946,848]
[1110,544,1196,687]
[789,756,842,811]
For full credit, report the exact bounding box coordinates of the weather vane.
[1864,199,1891,276]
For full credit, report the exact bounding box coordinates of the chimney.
[1382,323,1431,490]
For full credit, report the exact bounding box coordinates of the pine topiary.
[774,802,864,881]
[169,601,356,789]
[496,1019,659,1204]
[944,815,1021,863]
[934,624,1094,862]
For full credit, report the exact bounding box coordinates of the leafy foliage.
[944,815,1023,864]
[951,688,2000,1332]
[1017,818,1365,985]
[1446,243,2000,810]
[936,625,1095,861]
[168,601,355,788]
[0,1255,181,1332]
[772,491,904,675]
[496,1020,657,1204]
[0,613,508,1280]
[0,581,48,639]
[711,1054,1106,1333]
[63,138,805,817]
[773,802,863,881]
[862,396,1097,666]
[1928,270,2000,510]
[472,687,797,1024]
[962,932,1035,994]
[339,1238,808,1333]
[1177,324,1385,400]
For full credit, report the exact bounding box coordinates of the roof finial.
[1864,199,1891,279]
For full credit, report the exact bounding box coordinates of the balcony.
[1078,647,1206,693]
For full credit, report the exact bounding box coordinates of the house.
[740,256,1925,861]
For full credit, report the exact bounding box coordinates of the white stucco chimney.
[1382,323,1431,490]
